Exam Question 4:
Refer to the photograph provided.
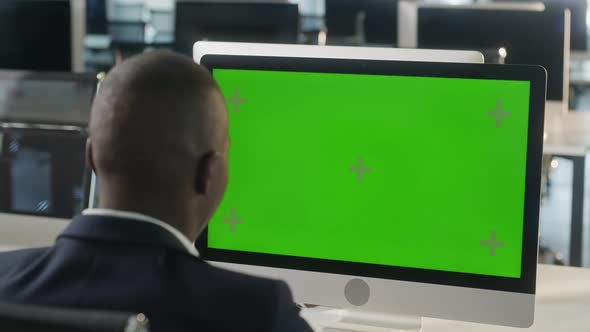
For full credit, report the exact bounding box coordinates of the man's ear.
[86,139,96,173]
[194,151,216,195]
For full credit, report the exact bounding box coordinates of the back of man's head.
[88,51,228,240]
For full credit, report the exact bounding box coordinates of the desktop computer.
[398,2,569,105]
[174,2,300,56]
[195,54,545,329]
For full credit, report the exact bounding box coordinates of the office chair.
[0,302,149,332]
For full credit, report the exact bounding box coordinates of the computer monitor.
[0,126,88,219]
[174,2,300,55]
[325,0,399,45]
[0,1,72,72]
[496,0,587,50]
[0,126,88,250]
[398,2,569,103]
[196,55,545,328]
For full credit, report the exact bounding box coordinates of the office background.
[1,0,590,268]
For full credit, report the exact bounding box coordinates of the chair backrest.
[0,302,149,332]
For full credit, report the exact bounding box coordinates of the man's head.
[88,51,229,240]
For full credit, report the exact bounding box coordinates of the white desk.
[302,265,590,332]
[424,265,590,332]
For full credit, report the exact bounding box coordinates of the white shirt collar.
[82,208,200,258]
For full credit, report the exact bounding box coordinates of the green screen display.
[209,68,530,279]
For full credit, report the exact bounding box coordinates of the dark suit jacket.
[0,215,313,332]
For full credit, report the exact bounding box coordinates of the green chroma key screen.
[209,68,531,279]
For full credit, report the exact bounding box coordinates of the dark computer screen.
[325,0,399,45]
[496,0,587,50]
[0,1,71,71]
[0,128,88,218]
[174,2,300,55]
[417,8,566,101]
[87,0,108,35]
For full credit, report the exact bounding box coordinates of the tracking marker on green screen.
[223,209,242,232]
[226,88,247,112]
[349,157,371,182]
[481,231,505,257]
[488,100,511,128]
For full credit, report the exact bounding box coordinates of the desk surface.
[423,265,590,331]
[302,265,590,331]
[544,105,590,155]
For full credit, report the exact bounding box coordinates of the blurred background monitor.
[86,0,108,35]
[325,0,399,46]
[405,4,568,101]
[0,127,88,219]
[496,0,587,51]
[174,1,300,55]
[0,0,72,72]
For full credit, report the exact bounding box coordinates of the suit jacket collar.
[59,215,201,259]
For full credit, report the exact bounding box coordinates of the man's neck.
[97,195,196,241]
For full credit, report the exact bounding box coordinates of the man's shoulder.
[180,256,287,296]
[0,247,49,275]
[176,260,310,331]
[0,247,48,263]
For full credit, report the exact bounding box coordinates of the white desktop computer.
[192,51,545,330]
[193,41,485,64]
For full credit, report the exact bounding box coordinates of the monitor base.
[302,307,422,332]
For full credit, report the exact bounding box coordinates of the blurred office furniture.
[111,1,145,21]
[400,3,569,102]
[85,3,176,70]
[0,302,149,332]
[325,0,399,46]
[0,70,96,220]
[543,106,590,266]
[0,0,72,72]
[174,1,300,55]
[0,70,97,126]
[109,2,146,45]
[568,52,590,110]
[146,8,174,44]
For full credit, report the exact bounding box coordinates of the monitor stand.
[302,307,422,332]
